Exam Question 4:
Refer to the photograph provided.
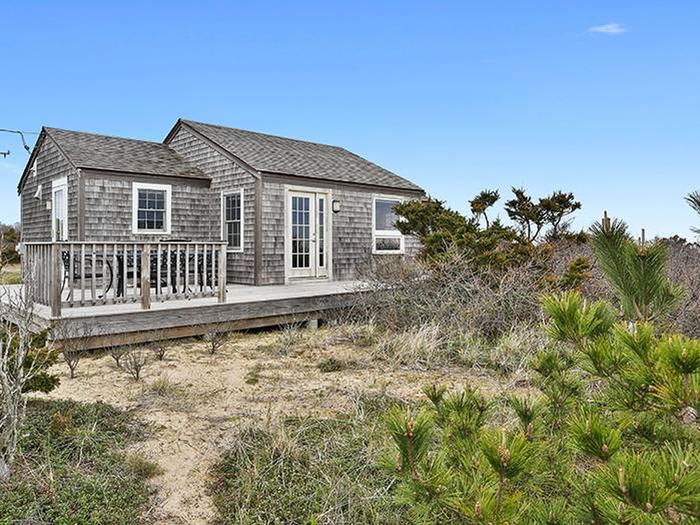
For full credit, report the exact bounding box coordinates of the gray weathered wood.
[50,243,62,317]
[141,243,151,310]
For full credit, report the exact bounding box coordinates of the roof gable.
[43,127,208,180]
[175,119,423,192]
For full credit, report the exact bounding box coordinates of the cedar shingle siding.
[19,120,424,286]
[20,136,78,242]
[167,126,257,285]
[82,175,214,242]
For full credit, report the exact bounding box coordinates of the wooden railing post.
[218,243,227,303]
[141,243,151,310]
[50,243,62,318]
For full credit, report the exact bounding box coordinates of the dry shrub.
[204,328,227,355]
[122,348,149,381]
[663,237,700,337]
[110,346,127,368]
[62,350,80,379]
[149,336,169,361]
[353,251,544,341]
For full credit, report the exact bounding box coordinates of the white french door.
[52,178,68,241]
[287,190,330,279]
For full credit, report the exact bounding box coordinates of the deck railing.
[23,241,228,317]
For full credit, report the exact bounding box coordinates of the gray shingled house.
[18,119,424,294]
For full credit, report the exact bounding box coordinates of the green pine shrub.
[383,290,700,523]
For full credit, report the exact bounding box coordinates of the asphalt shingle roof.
[45,127,208,180]
[181,120,423,191]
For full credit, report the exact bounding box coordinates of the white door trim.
[283,184,333,283]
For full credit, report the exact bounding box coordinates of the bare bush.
[0,289,57,480]
[352,251,545,341]
[52,322,93,379]
[63,349,80,379]
[110,345,127,368]
[663,237,700,337]
[122,347,149,381]
[203,326,228,355]
[149,336,169,361]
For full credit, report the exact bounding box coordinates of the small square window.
[133,184,170,234]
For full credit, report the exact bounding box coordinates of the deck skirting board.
[50,292,355,349]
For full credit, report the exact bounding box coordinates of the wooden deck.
[1,280,362,349]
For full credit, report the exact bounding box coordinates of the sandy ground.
[35,326,526,524]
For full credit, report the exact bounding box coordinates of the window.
[222,190,244,251]
[373,196,404,254]
[132,183,171,234]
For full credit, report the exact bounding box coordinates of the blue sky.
[1,1,698,238]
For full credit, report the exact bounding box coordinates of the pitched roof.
[44,127,208,180]
[178,119,423,191]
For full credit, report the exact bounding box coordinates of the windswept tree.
[686,191,700,236]
[394,197,527,267]
[469,189,499,228]
[540,191,581,238]
[505,188,581,242]
[504,188,548,242]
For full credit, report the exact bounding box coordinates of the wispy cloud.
[588,23,627,35]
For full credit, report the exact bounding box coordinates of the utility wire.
[0,128,38,154]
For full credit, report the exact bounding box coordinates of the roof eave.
[259,170,424,194]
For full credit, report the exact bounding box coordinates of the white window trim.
[51,177,68,241]
[132,182,172,235]
[372,195,405,255]
[220,188,245,253]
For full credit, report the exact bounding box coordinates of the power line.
[0,128,38,155]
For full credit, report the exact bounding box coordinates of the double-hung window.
[372,196,404,254]
[222,189,244,251]
[132,182,171,234]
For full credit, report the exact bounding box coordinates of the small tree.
[122,347,149,381]
[469,189,499,228]
[0,291,58,480]
[590,214,684,323]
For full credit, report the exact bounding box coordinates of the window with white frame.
[132,182,171,234]
[373,196,404,254]
[222,189,243,251]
